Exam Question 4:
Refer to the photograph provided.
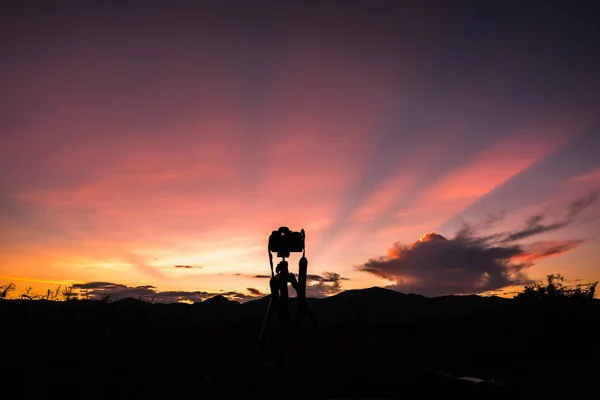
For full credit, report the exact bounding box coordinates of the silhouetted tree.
[0,282,16,299]
[515,273,597,301]
[62,286,77,301]
[138,294,157,304]
[21,285,39,300]
[53,285,62,301]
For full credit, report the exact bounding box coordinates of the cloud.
[479,210,507,230]
[413,134,567,219]
[502,190,598,242]
[175,265,202,269]
[573,168,600,183]
[71,281,263,303]
[509,240,584,266]
[251,271,347,298]
[356,192,596,297]
[501,215,569,242]
[357,232,531,297]
[72,281,132,290]
[246,288,263,296]
[209,289,264,303]
[567,190,598,219]
[305,272,346,298]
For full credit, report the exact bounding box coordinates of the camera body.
[269,226,305,258]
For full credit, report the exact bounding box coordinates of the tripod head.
[275,260,289,275]
[267,226,308,306]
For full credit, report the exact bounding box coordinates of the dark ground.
[1,290,598,399]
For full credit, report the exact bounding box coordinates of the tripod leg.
[256,297,275,356]
[304,299,334,358]
[304,298,342,397]
[257,275,282,356]
[296,256,308,323]
[275,322,287,400]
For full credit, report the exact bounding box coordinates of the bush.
[515,273,597,301]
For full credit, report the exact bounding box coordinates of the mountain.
[1,286,598,399]
[0,286,515,328]
[211,286,512,326]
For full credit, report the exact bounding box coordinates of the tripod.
[256,247,331,400]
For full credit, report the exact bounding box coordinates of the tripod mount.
[256,227,330,399]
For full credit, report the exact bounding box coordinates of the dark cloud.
[252,272,347,298]
[567,190,598,219]
[220,290,263,303]
[478,210,507,230]
[72,281,131,290]
[175,265,202,269]
[246,288,263,296]
[70,282,263,303]
[356,192,597,297]
[357,232,531,297]
[502,215,568,242]
[305,272,346,298]
[502,190,598,242]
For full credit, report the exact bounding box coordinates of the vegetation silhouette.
[516,273,597,300]
[0,274,598,399]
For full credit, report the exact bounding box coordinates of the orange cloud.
[510,240,583,266]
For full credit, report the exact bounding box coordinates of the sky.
[1,0,600,302]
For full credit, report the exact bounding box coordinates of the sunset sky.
[1,1,599,302]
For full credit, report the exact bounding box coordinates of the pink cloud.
[573,168,600,183]
[510,240,583,266]
[409,132,568,223]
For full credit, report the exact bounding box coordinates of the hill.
[1,287,598,399]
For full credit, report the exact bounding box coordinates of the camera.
[268,226,305,258]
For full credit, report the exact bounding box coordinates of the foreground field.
[1,289,598,399]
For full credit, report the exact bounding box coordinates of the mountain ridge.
[0,286,516,327]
